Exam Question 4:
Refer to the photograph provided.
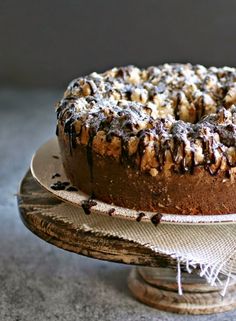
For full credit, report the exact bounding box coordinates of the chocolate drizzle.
[64,117,77,155]
[86,136,94,182]
[56,64,236,178]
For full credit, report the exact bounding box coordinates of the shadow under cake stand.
[18,170,236,315]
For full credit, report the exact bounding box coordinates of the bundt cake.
[56,63,236,215]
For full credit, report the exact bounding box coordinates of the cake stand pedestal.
[18,170,236,315]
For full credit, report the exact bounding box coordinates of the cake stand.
[18,169,236,315]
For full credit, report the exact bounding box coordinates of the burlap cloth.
[30,139,236,295]
[31,202,236,295]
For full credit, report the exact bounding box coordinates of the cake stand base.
[128,267,236,314]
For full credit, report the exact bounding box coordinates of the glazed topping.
[56,64,236,175]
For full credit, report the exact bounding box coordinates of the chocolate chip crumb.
[81,199,97,215]
[225,170,231,179]
[51,173,61,179]
[136,212,145,222]
[52,155,59,159]
[151,213,163,226]
[108,208,115,216]
[50,181,70,190]
[66,186,78,192]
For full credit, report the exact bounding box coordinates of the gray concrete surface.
[0,89,235,320]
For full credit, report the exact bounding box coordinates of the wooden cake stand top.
[18,170,174,268]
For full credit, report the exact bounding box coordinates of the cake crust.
[56,64,236,214]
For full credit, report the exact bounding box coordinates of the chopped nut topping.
[57,64,236,176]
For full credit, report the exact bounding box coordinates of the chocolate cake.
[56,64,236,215]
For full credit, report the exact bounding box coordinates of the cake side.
[58,123,236,214]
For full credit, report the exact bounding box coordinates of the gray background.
[1,1,236,320]
[1,0,236,88]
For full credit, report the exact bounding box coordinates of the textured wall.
[1,0,236,87]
